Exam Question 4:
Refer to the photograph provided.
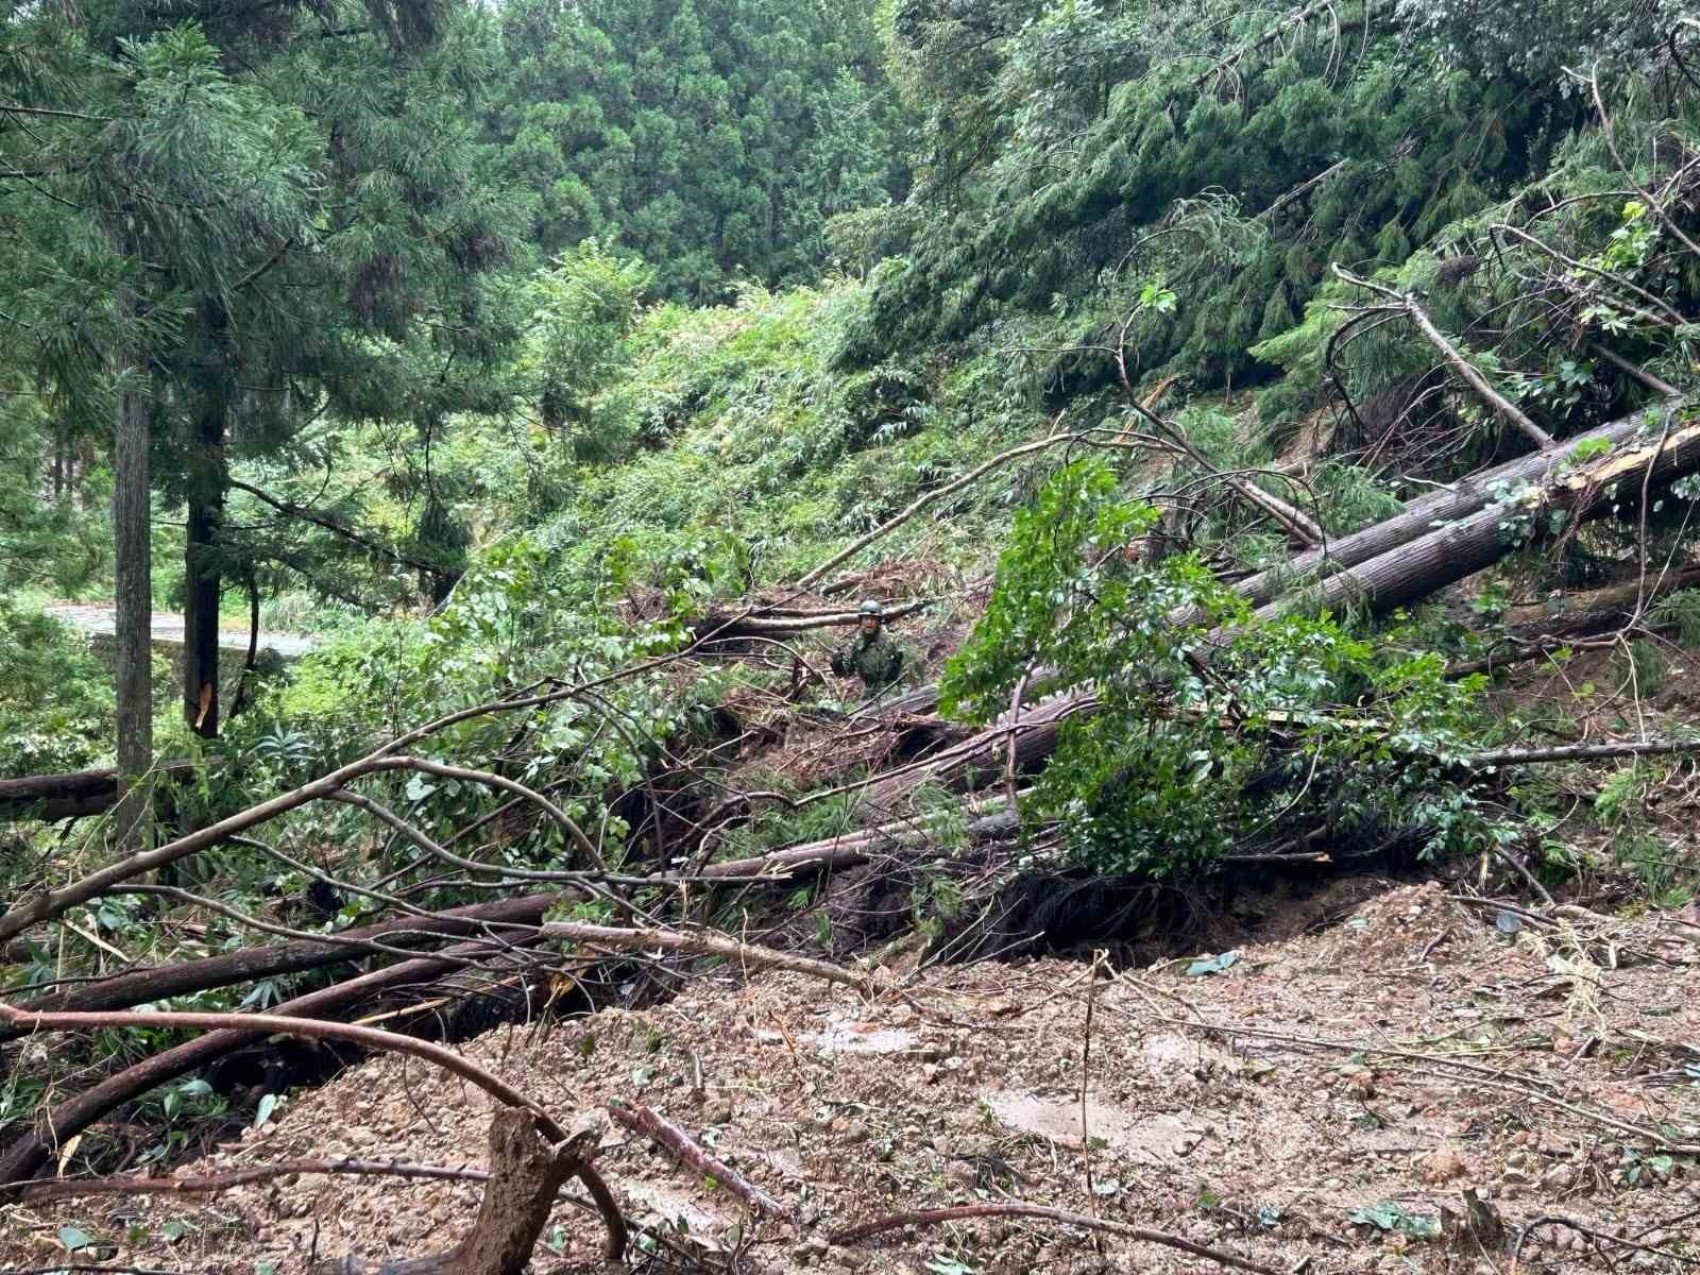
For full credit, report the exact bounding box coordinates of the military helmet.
[858,598,884,619]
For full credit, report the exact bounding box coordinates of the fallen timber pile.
[871,404,1700,808]
[3,402,1698,1272]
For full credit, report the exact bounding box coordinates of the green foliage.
[492,0,911,296]
[0,605,111,774]
[944,463,1500,874]
[521,242,654,448]
[1649,590,1700,648]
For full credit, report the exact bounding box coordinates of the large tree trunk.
[1255,414,1700,620]
[184,298,231,739]
[183,430,223,739]
[0,762,193,823]
[1231,410,1652,611]
[112,220,153,854]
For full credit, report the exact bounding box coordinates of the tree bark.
[0,934,543,1191]
[1230,409,1655,611]
[112,213,152,853]
[0,761,193,822]
[308,1108,593,1275]
[1255,414,1700,620]
[183,386,226,739]
[10,892,565,1023]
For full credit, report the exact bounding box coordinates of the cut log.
[0,761,194,822]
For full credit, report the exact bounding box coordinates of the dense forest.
[3,0,1700,1270]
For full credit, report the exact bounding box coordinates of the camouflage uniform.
[831,628,905,691]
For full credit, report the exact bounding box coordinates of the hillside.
[6,885,1698,1271]
[6,2,1700,1273]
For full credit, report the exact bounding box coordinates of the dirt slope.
[6,883,1699,1273]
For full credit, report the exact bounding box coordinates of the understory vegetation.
[4,0,1700,1240]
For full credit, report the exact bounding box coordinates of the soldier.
[830,599,906,692]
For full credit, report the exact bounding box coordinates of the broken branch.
[831,1202,1279,1274]
[608,1099,789,1218]
[1332,264,1555,449]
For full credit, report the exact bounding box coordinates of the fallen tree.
[687,597,931,639]
[0,931,551,1190]
[871,407,1700,809]
[0,761,194,822]
[0,1002,625,1265]
[1231,408,1663,611]
[7,891,567,1024]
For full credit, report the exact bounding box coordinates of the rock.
[1421,1144,1468,1184]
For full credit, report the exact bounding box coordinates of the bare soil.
[5,883,1698,1274]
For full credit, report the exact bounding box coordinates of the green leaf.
[59,1225,93,1251]
[1187,950,1240,977]
[254,1092,281,1128]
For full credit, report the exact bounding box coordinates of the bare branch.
[1331,264,1555,450]
[832,1202,1279,1273]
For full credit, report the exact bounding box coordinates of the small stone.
[1421,1145,1468,1184]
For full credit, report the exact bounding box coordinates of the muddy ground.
[4,882,1697,1273]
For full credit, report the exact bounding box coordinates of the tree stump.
[310,1108,595,1275]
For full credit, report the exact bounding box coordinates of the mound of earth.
[5,883,1699,1273]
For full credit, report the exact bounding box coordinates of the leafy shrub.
[0,604,110,775]
[942,461,1500,874]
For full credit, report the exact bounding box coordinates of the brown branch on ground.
[10,892,562,1022]
[541,921,876,994]
[0,1001,627,1259]
[0,935,541,1199]
[17,1157,491,1201]
[0,642,717,945]
[830,1202,1280,1274]
[1468,737,1700,768]
[1511,1213,1700,1271]
[608,1098,790,1218]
